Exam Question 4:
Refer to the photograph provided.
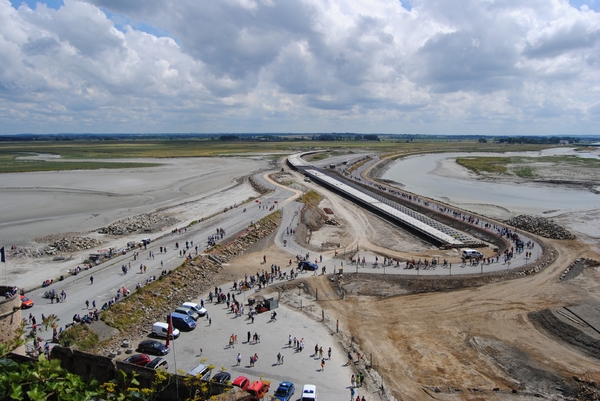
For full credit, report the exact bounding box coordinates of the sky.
[1,0,599,135]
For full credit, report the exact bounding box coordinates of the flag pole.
[167,314,179,399]
[1,247,6,286]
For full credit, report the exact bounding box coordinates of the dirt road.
[223,164,600,400]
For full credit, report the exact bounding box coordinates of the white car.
[301,384,317,401]
[182,302,207,317]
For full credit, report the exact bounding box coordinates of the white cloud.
[0,0,598,134]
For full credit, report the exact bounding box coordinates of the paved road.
[25,172,296,340]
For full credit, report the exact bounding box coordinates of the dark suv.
[298,261,318,271]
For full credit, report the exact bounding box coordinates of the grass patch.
[298,190,322,207]
[309,153,330,161]
[101,281,172,331]
[456,157,509,174]
[0,153,161,173]
[58,324,99,351]
[533,155,600,168]
[456,155,600,178]
[514,166,535,178]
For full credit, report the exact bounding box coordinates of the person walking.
[277,352,281,365]
[321,358,325,371]
[351,374,356,388]
[90,276,94,284]
[328,347,332,360]
[236,353,241,366]
[85,300,89,309]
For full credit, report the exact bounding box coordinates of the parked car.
[146,357,168,370]
[298,261,318,271]
[247,380,270,400]
[232,376,250,391]
[187,363,211,380]
[152,322,180,339]
[20,295,34,309]
[174,307,198,321]
[273,381,296,401]
[137,340,169,356]
[167,312,196,331]
[181,302,207,317]
[301,384,317,401]
[123,354,151,367]
[462,249,483,259]
[211,371,231,384]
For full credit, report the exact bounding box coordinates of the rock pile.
[206,218,280,260]
[505,215,575,240]
[45,237,102,253]
[98,213,178,235]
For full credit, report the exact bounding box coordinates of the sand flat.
[0,157,266,246]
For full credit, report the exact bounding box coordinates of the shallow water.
[381,150,600,218]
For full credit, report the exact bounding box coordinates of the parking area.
[131,284,367,400]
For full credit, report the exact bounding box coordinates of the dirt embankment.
[291,175,600,400]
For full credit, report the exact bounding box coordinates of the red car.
[20,295,34,309]
[123,354,151,367]
[232,376,250,391]
[247,380,270,400]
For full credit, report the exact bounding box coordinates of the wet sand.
[1,156,268,288]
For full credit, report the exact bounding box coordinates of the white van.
[301,384,317,401]
[152,322,180,339]
[182,302,207,317]
[462,249,483,259]
[187,363,211,380]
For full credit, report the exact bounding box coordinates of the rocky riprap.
[97,212,179,235]
[7,236,103,258]
[46,237,102,253]
[505,215,575,240]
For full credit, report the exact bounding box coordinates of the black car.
[146,357,168,370]
[273,381,295,401]
[211,371,231,384]
[298,261,318,271]
[137,340,170,356]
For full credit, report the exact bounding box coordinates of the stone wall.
[50,346,233,401]
[0,286,23,347]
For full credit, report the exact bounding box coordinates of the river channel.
[381,149,600,219]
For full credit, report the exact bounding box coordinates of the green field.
[456,155,600,178]
[0,139,555,173]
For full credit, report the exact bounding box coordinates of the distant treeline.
[496,136,582,144]
[0,133,597,143]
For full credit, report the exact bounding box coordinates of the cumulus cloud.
[0,0,598,134]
